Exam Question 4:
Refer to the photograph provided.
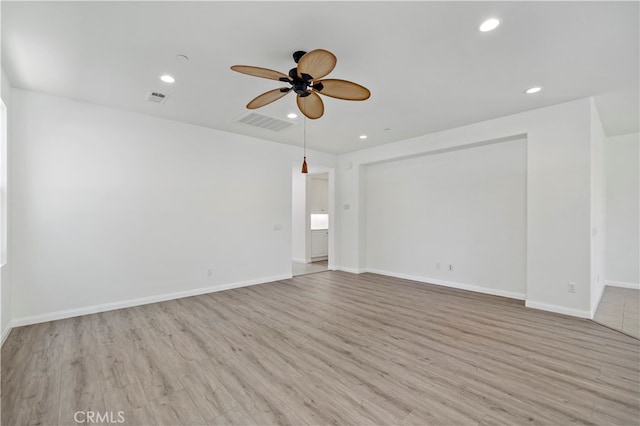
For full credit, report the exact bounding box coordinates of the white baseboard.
[525,300,591,319]
[292,257,311,264]
[1,324,12,347]
[11,274,292,328]
[337,266,367,274]
[366,268,526,300]
[606,280,640,290]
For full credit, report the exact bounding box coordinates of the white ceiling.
[2,1,638,154]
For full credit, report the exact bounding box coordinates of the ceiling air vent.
[234,112,296,132]
[147,91,168,104]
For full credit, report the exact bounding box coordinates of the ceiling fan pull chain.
[301,117,308,174]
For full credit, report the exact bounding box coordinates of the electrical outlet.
[449,264,454,271]
[207,268,213,277]
[568,282,576,293]
[436,262,440,270]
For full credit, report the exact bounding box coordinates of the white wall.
[308,173,328,214]
[1,68,13,344]
[338,98,595,317]
[6,88,622,325]
[291,167,307,263]
[605,132,639,287]
[365,138,527,299]
[10,89,337,324]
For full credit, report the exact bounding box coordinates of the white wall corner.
[590,279,607,319]
[589,97,607,318]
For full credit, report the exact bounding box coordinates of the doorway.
[291,167,334,276]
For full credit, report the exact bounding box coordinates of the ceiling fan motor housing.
[289,67,314,95]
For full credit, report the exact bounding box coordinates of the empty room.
[1,1,639,426]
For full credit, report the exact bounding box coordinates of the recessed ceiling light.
[160,74,175,83]
[287,113,298,119]
[525,86,542,94]
[479,18,500,32]
[359,135,368,140]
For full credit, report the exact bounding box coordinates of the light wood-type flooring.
[2,271,639,425]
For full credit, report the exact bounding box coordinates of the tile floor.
[292,260,328,276]
[593,286,639,339]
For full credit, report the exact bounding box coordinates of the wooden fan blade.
[315,79,371,101]
[231,65,290,81]
[296,92,324,119]
[297,49,337,80]
[247,88,291,109]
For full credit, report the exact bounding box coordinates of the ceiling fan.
[231,49,370,119]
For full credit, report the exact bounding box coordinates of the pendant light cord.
[301,117,309,173]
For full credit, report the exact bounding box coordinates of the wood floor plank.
[7,345,63,426]
[148,388,206,426]
[2,271,638,425]
[90,308,139,347]
[103,381,157,425]
[95,342,140,393]
[121,330,185,402]
[1,327,38,426]
[203,354,309,426]
[61,315,97,361]
[58,354,105,425]
[171,358,241,422]
[208,405,257,426]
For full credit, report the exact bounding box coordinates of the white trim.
[525,300,591,319]
[292,257,311,264]
[606,280,640,290]
[1,324,12,347]
[11,274,292,328]
[338,266,366,274]
[366,268,526,300]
